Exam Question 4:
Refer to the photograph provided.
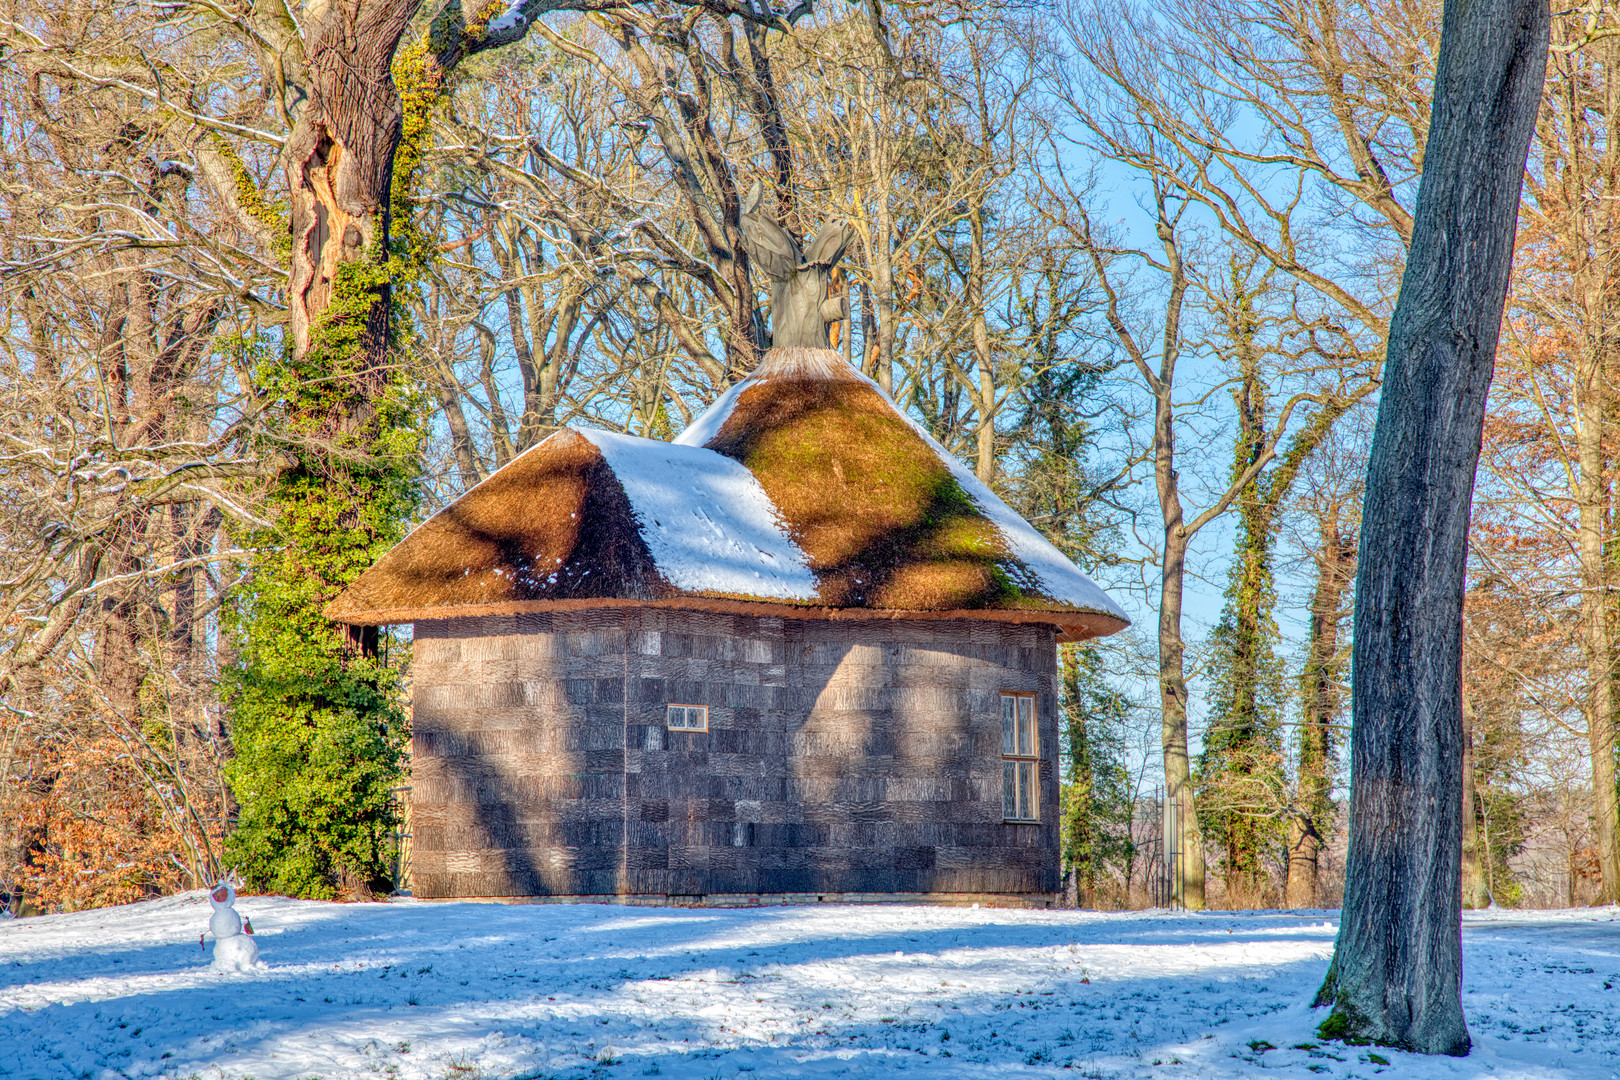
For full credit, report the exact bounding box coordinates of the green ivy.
[223,210,426,896]
[222,26,452,897]
[1197,279,1288,892]
[1059,643,1136,904]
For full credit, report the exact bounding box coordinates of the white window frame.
[1001,692,1039,822]
[666,704,709,732]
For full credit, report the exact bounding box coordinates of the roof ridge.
[749,346,866,382]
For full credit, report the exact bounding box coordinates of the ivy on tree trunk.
[224,0,430,899]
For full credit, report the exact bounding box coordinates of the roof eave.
[325,593,1128,640]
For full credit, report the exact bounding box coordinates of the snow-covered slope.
[2,896,1614,1080]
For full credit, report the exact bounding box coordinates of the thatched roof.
[328,348,1128,640]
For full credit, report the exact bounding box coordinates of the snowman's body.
[209,901,241,941]
[213,932,259,972]
[207,881,260,972]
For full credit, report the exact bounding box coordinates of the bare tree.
[1049,4,1395,904]
[0,0,287,903]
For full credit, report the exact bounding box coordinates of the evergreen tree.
[1060,643,1136,905]
[1198,559,1289,891]
[996,271,1136,904]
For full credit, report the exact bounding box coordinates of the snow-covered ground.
[1,897,1615,1080]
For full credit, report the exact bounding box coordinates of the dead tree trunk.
[1314,0,1547,1054]
[286,0,417,368]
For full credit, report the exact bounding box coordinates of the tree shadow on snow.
[0,903,1350,1077]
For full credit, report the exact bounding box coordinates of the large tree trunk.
[281,0,417,660]
[1314,0,1546,1055]
[286,0,415,366]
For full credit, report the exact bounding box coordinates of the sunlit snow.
[2,897,1615,1079]
[579,428,816,601]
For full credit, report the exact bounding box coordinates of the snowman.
[204,876,261,972]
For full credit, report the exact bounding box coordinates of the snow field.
[0,897,1616,1080]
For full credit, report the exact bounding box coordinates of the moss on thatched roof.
[328,348,1128,640]
[701,363,1025,611]
[676,347,1127,628]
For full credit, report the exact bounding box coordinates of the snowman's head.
[210,881,235,905]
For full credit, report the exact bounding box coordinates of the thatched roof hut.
[329,347,1128,906]
[328,347,1126,639]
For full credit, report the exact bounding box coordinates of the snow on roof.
[330,349,1126,636]
[575,429,815,602]
[673,378,748,450]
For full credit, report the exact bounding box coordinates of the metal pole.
[1162,787,1183,909]
[843,277,854,366]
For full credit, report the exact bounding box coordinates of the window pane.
[1019,760,1036,820]
[1001,695,1016,754]
[1003,760,1017,819]
[1017,696,1034,755]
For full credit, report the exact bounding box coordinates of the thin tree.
[1052,1,1401,907]
[1314,0,1548,1054]
[1286,463,1359,909]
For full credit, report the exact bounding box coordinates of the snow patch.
[485,0,527,34]
[2,899,1614,1080]
[578,428,816,601]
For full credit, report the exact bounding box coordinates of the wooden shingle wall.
[409,609,1060,901]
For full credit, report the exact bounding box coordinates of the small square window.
[666,704,708,731]
[1001,692,1038,821]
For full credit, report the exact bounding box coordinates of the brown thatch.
[325,430,665,624]
[328,348,1129,642]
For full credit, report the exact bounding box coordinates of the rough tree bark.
[1286,508,1354,908]
[286,0,418,368]
[1314,0,1547,1054]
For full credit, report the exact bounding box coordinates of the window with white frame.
[666,704,708,731]
[1001,692,1038,821]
